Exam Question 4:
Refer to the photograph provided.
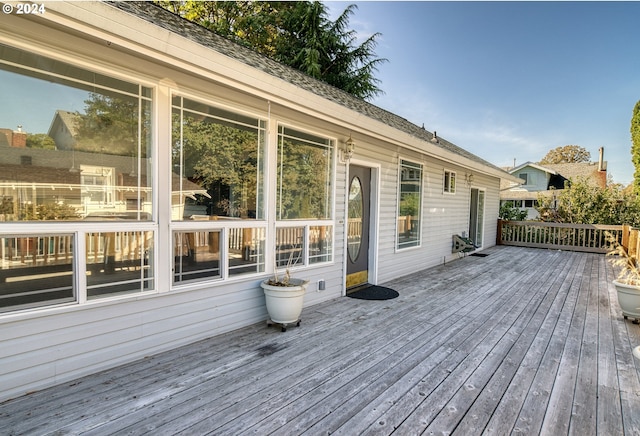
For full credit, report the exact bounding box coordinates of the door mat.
[470,253,489,257]
[347,285,399,300]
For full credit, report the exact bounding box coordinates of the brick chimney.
[12,125,26,148]
[597,147,607,187]
[598,147,606,172]
[0,127,27,147]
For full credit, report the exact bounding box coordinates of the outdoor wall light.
[345,135,355,158]
[465,173,474,185]
[340,134,356,163]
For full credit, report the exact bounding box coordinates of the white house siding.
[0,2,511,402]
[511,167,549,191]
[350,139,502,284]
[0,5,347,402]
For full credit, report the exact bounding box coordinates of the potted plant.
[260,248,308,332]
[605,231,640,322]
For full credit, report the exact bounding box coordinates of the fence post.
[497,219,503,245]
[630,228,638,259]
[622,224,631,251]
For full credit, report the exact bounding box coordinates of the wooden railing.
[497,220,639,254]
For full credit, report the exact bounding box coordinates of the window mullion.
[76,231,87,304]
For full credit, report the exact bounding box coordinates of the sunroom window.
[0,42,154,311]
[0,234,75,313]
[171,96,265,221]
[276,126,334,265]
[171,96,266,282]
[276,126,333,220]
[0,43,153,222]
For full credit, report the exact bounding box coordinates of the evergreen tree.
[155,1,386,100]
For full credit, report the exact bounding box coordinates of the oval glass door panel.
[348,176,363,262]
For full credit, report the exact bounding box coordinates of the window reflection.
[171,96,265,221]
[0,43,153,222]
[276,227,304,268]
[309,226,332,264]
[228,228,265,276]
[86,231,154,298]
[0,234,75,312]
[173,230,221,284]
[276,126,333,220]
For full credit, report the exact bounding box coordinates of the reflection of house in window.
[80,165,115,205]
[48,110,78,151]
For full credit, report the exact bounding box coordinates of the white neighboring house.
[0,1,521,402]
[500,149,608,220]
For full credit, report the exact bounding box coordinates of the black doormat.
[470,253,489,257]
[347,285,399,300]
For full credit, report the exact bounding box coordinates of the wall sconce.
[340,134,356,163]
[465,173,474,186]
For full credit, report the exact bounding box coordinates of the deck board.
[2,246,640,435]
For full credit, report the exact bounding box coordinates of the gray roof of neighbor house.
[500,161,607,192]
[111,1,511,178]
[543,162,606,185]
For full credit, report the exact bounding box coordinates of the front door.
[346,165,371,289]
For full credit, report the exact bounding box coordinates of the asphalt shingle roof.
[110,1,509,176]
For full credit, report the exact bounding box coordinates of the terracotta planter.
[613,279,640,321]
[261,278,308,331]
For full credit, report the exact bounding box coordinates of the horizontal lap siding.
[0,4,502,403]
[1,257,344,401]
[370,143,501,284]
[481,175,501,248]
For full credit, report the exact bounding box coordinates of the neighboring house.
[500,148,607,219]
[0,1,520,401]
[48,110,78,151]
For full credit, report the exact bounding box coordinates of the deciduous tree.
[539,145,591,164]
[536,178,640,226]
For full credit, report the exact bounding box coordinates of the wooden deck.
[2,246,640,435]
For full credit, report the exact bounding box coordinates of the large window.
[0,43,155,312]
[171,96,265,221]
[171,96,266,284]
[0,43,153,222]
[277,126,333,220]
[397,160,423,249]
[276,127,334,266]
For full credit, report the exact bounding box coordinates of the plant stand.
[261,278,308,332]
[266,318,301,332]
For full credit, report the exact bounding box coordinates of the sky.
[326,1,640,185]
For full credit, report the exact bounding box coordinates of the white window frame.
[169,91,269,287]
[444,169,456,194]
[273,123,336,272]
[396,159,423,251]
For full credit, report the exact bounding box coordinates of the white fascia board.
[36,2,516,184]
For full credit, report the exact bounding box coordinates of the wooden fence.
[497,220,640,255]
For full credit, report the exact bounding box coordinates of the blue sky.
[327,1,640,185]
